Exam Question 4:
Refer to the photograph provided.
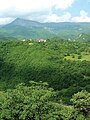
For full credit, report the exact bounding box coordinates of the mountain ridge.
[0,18,90,40]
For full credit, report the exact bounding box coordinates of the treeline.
[0,81,90,120]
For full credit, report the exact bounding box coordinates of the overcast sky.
[0,0,90,25]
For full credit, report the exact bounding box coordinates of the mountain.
[3,18,44,28]
[0,18,90,40]
[0,25,4,28]
[0,18,56,40]
[76,33,90,42]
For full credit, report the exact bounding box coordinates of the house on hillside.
[38,39,46,43]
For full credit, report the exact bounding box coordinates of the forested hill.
[0,39,90,102]
[0,18,90,40]
[0,39,90,119]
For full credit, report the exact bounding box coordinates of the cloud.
[0,0,50,17]
[72,10,90,22]
[0,0,90,24]
[0,0,75,24]
[53,0,75,10]
[0,0,75,14]
[45,12,71,22]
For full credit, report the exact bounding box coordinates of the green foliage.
[0,82,90,120]
[0,40,90,104]
[0,81,75,120]
[71,90,90,118]
[0,81,54,119]
[78,55,82,59]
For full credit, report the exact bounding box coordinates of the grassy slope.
[65,53,90,61]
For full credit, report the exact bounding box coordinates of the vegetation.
[0,81,90,120]
[0,39,90,119]
[0,18,90,40]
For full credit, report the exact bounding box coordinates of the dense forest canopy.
[0,81,90,120]
[0,39,90,119]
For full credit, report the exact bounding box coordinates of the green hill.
[0,39,90,104]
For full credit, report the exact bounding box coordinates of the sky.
[0,0,90,25]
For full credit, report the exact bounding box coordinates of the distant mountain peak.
[13,18,37,22]
[14,18,22,21]
[10,18,43,27]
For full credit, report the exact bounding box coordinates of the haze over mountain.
[0,18,90,40]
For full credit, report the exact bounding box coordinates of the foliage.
[71,90,90,117]
[0,81,74,120]
[0,40,90,104]
[0,81,90,120]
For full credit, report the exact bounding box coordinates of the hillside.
[0,18,90,40]
[0,39,90,104]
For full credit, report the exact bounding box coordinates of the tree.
[1,81,90,119]
[71,90,90,118]
[0,81,60,120]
